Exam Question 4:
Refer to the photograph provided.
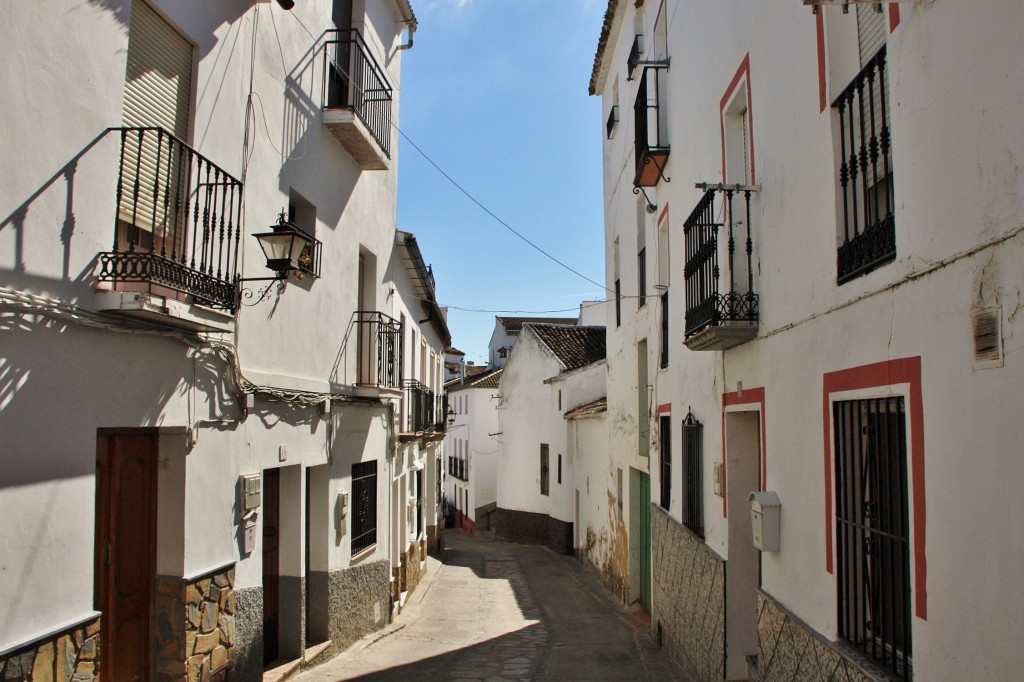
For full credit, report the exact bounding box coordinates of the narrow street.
[294,532,679,681]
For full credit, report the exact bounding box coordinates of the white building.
[444,368,503,534]
[389,230,450,602]
[591,0,1024,680]
[0,0,428,679]
[487,315,577,368]
[495,323,606,554]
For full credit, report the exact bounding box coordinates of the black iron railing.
[354,311,403,389]
[659,415,671,511]
[403,380,434,433]
[627,34,643,80]
[682,410,704,539]
[449,456,466,481]
[435,393,449,433]
[98,127,242,311]
[322,29,393,157]
[606,105,618,139]
[683,187,758,338]
[633,65,670,187]
[834,47,894,284]
[834,397,911,679]
[351,460,378,554]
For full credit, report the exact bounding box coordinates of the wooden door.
[95,433,157,682]
[263,468,281,667]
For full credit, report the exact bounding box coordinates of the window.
[616,468,623,513]
[351,460,378,554]
[834,12,894,284]
[637,340,650,458]
[557,454,562,485]
[681,410,704,538]
[659,290,669,368]
[615,280,622,327]
[659,415,671,510]
[558,390,562,411]
[415,469,424,537]
[637,248,647,309]
[540,444,550,496]
[834,397,910,678]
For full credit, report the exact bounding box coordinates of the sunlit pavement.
[293,530,679,681]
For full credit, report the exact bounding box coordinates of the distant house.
[444,368,504,534]
[487,316,577,368]
[495,324,606,554]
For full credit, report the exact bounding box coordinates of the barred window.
[540,444,550,496]
[351,460,377,554]
[682,410,704,538]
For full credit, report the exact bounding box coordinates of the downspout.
[397,1,417,50]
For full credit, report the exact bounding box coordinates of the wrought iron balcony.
[633,65,670,187]
[97,127,242,312]
[834,47,895,284]
[354,311,403,390]
[322,29,393,170]
[683,186,759,350]
[403,380,435,434]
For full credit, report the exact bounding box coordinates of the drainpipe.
[397,1,417,50]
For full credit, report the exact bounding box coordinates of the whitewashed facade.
[444,368,502,534]
[0,0,424,679]
[486,315,577,368]
[495,324,606,554]
[592,0,1024,680]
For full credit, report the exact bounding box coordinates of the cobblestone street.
[293,531,679,681]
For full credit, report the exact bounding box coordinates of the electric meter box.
[241,474,261,511]
[749,491,781,552]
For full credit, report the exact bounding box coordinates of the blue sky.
[396,0,608,366]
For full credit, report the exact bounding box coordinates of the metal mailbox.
[749,491,781,552]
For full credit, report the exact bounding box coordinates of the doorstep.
[263,657,302,682]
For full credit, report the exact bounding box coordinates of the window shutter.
[740,107,751,184]
[119,0,193,232]
[856,4,887,65]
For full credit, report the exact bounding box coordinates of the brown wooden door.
[263,468,280,667]
[95,433,157,682]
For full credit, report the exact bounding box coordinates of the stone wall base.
[154,566,236,682]
[0,618,101,681]
[756,591,890,682]
[474,502,497,531]
[426,524,443,556]
[651,505,725,682]
[319,559,391,661]
[494,507,573,555]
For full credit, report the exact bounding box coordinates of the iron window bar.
[627,34,643,80]
[351,460,378,554]
[834,46,894,284]
[98,127,243,311]
[321,28,394,157]
[402,380,435,433]
[833,397,911,679]
[683,183,760,338]
[682,409,704,539]
[354,311,403,389]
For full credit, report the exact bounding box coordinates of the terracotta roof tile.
[527,324,606,371]
[564,397,608,419]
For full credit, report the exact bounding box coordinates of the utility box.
[241,474,261,511]
[749,491,781,552]
[242,511,258,555]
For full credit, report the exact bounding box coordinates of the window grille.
[834,397,911,678]
[615,279,622,327]
[659,416,671,510]
[638,247,647,308]
[351,460,378,554]
[659,291,669,368]
[540,444,550,496]
[834,47,894,283]
[682,410,704,538]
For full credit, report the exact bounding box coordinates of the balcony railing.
[98,127,242,311]
[634,65,670,187]
[322,29,393,165]
[404,380,435,433]
[355,311,402,390]
[435,393,449,433]
[683,186,758,350]
[834,47,894,284]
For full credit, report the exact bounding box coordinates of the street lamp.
[252,212,313,279]
[447,406,457,425]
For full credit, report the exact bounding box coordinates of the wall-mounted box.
[242,510,258,555]
[713,463,724,496]
[749,491,781,552]
[241,474,261,511]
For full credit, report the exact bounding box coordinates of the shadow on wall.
[278,29,360,229]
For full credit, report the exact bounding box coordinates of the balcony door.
[119,0,193,254]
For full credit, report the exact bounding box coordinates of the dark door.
[263,468,280,667]
[95,433,157,682]
[639,472,652,611]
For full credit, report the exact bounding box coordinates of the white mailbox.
[749,491,781,552]
[242,511,258,555]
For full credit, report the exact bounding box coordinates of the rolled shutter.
[857,4,886,65]
[119,0,193,234]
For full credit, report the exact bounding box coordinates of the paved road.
[294,531,679,681]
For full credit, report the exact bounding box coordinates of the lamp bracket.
[633,186,658,213]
